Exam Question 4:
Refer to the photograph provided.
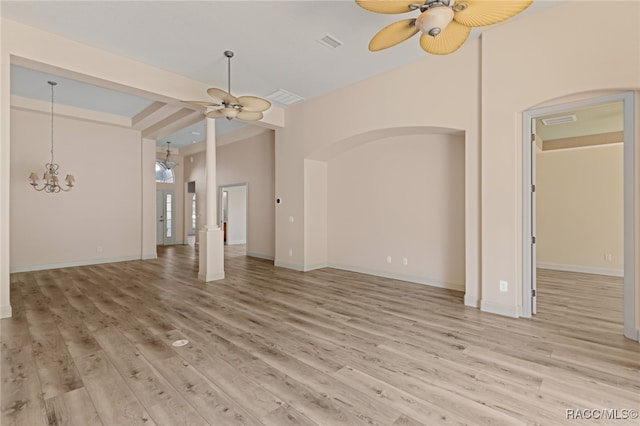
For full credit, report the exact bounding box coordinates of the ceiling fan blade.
[419,20,471,54]
[236,111,263,121]
[207,87,239,105]
[356,0,419,14]
[206,109,226,119]
[369,19,419,51]
[184,100,221,107]
[238,96,271,112]
[453,0,533,27]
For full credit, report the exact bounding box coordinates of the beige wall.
[1,3,639,333]
[278,39,480,301]
[327,133,465,289]
[218,130,275,258]
[536,144,623,275]
[480,1,640,317]
[184,129,275,259]
[10,107,144,270]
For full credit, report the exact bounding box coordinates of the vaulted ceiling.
[2,1,560,148]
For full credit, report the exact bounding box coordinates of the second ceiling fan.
[187,51,271,121]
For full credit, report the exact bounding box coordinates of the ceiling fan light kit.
[186,50,271,121]
[357,0,532,55]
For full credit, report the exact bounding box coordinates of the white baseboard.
[0,304,12,319]
[328,263,464,291]
[464,294,480,308]
[198,272,225,282]
[537,262,623,277]
[304,262,328,272]
[274,261,305,271]
[227,240,246,245]
[246,252,275,261]
[142,253,157,260]
[10,255,142,273]
[480,300,520,318]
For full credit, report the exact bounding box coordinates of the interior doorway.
[522,92,636,341]
[219,183,247,250]
[156,189,176,246]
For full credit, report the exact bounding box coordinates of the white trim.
[537,263,623,277]
[198,272,225,282]
[480,300,520,318]
[328,263,464,291]
[464,295,480,308]
[274,260,305,271]
[303,262,328,272]
[10,255,141,273]
[246,252,275,261]
[0,304,12,319]
[142,253,158,260]
[522,92,636,341]
[227,240,246,245]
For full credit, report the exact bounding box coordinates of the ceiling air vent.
[318,34,344,49]
[541,114,577,126]
[266,89,305,106]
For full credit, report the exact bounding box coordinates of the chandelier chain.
[49,81,55,165]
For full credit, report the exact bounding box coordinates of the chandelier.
[162,141,178,169]
[29,81,75,193]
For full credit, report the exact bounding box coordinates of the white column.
[198,117,225,282]
[205,118,218,230]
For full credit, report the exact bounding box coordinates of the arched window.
[155,160,175,183]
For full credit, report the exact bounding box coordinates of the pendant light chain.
[49,81,56,165]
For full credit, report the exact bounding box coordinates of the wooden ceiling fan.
[356,0,532,55]
[186,51,271,121]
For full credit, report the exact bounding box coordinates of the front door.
[156,190,176,246]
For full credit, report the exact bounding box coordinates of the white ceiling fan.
[186,51,271,121]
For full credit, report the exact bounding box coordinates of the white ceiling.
[2,0,561,148]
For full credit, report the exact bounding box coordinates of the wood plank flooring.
[2,246,639,425]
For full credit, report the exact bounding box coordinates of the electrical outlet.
[386,256,392,264]
[499,280,508,292]
[403,258,408,266]
[605,253,613,262]
[288,249,293,257]
[97,246,103,253]
[289,216,295,223]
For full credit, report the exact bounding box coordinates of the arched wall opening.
[304,126,467,294]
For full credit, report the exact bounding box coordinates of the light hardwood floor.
[2,246,639,425]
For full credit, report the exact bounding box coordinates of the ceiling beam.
[142,109,203,140]
[542,131,623,151]
[132,102,183,131]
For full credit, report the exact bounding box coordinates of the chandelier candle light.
[29,81,75,193]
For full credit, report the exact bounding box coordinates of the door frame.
[521,92,636,341]
[219,183,248,246]
[156,189,176,246]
